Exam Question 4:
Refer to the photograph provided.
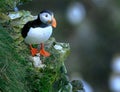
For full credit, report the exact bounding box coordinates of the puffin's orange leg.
[40,43,50,57]
[30,45,38,56]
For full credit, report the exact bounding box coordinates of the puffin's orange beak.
[52,17,57,28]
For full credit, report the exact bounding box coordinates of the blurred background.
[18,0,120,92]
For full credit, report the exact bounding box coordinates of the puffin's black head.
[40,10,53,16]
[38,10,57,28]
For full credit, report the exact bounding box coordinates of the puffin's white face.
[39,12,53,24]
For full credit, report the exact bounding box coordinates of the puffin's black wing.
[21,21,33,38]
[21,18,48,38]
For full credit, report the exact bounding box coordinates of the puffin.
[21,10,57,57]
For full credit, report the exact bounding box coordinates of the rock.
[71,80,85,92]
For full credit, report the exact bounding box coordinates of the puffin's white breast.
[25,26,52,44]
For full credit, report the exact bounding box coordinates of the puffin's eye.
[45,14,48,17]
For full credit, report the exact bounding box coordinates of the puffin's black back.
[21,18,48,38]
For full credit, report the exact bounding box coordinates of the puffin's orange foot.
[31,48,38,56]
[40,49,50,57]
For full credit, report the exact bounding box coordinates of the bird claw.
[31,48,38,56]
[40,49,50,57]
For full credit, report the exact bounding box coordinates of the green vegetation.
[0,1,84,92]
[0,26,29,92]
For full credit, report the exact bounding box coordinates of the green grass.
[0,26,30,92]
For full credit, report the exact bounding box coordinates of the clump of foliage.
[26,39,70,92]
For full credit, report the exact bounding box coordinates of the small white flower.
[8,13,21,19]
[54,45,63,50]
